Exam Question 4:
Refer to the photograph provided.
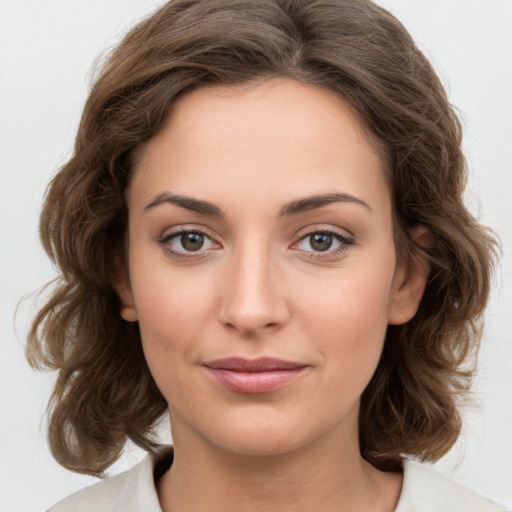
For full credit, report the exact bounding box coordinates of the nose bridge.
[219,235,288,334]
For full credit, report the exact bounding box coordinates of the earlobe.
[388,226,431,326]
[111,256,138,323]
[120,303,138,323]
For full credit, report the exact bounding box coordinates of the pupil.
[181,233,204,251]
[311,233,332,251]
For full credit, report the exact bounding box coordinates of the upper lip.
[202,357,308,372]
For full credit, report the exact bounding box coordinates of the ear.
[388,225,432,326]
[111,255,138,323]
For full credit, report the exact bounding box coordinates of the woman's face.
[118,79,426,457]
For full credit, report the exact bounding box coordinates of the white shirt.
[47,446,507,512]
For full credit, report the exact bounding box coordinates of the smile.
[202,357,309,394]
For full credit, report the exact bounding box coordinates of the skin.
[115,79,429,512]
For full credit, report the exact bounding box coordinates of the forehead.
[128,79,390,217]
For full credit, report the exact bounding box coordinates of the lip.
[202,357,309,394]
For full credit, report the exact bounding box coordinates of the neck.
[157,417,402,512]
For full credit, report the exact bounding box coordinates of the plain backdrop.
[1,1,511,511]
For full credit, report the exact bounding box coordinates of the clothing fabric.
[47,445,507,512]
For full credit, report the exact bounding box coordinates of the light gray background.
[1,1,511,511]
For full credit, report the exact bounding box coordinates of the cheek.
[296,263,395,376]
[130,265,216,376]
[300,261,394,331]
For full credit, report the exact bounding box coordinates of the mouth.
[201,357,309,394]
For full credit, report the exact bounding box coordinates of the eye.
[177,232,206,252]
[304,233,336,252]
[292,229,355,258]
[159,228,220,257]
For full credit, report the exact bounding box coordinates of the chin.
[192,405,341,459]
[212,431,307,458]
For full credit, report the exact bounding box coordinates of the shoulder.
[47,468,132,512]
[46,446,173,512]
[395,458,507,512]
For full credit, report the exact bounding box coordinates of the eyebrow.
[279,193,372,216]
[144,192,224,216]
[144,191,371,217]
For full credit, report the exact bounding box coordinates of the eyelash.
[292,229,355,260]
[157,227,356,261]
[158,228,220,261]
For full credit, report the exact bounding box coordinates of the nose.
[218,244,290,336]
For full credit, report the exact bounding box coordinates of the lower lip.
[204,367,307,394]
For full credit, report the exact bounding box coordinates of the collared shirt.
[47,446,507,512]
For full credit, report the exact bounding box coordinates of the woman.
[27,0,504,510]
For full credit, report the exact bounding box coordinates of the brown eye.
[292,229,355,258]
[309,233,333,251]
[181,232,204,251]
[159,229,218,257]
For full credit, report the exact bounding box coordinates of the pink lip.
[202,357,309,394]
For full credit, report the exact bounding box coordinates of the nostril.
[220,310,285,336]
[217,259,290,334]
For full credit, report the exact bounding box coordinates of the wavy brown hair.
[27,0,497,476]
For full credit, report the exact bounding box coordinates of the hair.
[27,0,497,476]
